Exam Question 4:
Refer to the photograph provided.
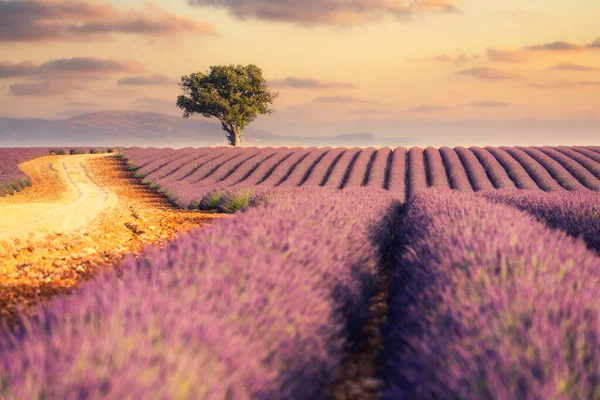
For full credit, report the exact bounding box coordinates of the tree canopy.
[176,64,278,146]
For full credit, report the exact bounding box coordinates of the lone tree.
[176,64,278,146]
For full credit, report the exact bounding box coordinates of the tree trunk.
[232,128,242,147]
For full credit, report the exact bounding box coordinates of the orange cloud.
[548,62,599,72]
[528,81,600,90]
[421,53,479,65]
[269,77,355,89]
[486,48,531,64]
[312,96,376,104]
[465,101,514,107]
[0,0,215,42]
[407,104,450,112]
[188,0,459,26]
[457,67,523,80]
[487,36,600,63]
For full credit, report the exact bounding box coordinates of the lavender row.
[423,146,449,188]
[386,147,407,202]
[501,146,564,191]
[480,189,600,253]
[119,146,600,209]
[383,189,600,399]
[407,147,427,196]
[484,146,539,190]
[365,147,391,189]
[534,146,600,190]
[341,147,376,188]
[555,146,600,179]
[439,146,473,191]
[518,146,587,191]
[1,187,398,399]
[470,146,517,189]
[455,146,495,191]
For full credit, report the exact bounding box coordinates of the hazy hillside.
[0,111,415,148]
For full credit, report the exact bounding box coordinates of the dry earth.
[0,154,224,324]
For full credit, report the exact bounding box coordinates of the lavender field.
[1,145,600,399]
[120,146,600,209]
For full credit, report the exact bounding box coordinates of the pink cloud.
[0,0,215,42]
[188,0,459,26]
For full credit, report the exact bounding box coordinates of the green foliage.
[70,148,86,155]
[217,189,255,213]
[91,147,107,154]
[199,191,225,210]
[49,149,66,155]
[177,64,278,146]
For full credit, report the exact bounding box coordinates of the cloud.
[407,104,449,112]
[311,96,376,104]
[548,62,598,72]
[0,57,144,80]
[424,53,479,64]
[349,108,389,116]
[487,36,600,64]
[456,67,523,80]
[486,47,531,64]
[268,77,355,89]
[465,101,514,107]
[526,41,581,52]
[0,1,215,42]
[117,74,176,86]
[188,0,459,26]
[9,81,83,96]
[527,81,600,90]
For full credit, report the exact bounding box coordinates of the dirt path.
[0,155,118,239]
[0,154,224,324]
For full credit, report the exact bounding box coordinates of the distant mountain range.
[0,110,416,148]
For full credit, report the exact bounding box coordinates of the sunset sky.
[1,0,599,145]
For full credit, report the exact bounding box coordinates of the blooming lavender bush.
[383,189,600,399]
[481,189,600,253]
[1,187,399,399]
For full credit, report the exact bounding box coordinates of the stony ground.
[0,154,224,324]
